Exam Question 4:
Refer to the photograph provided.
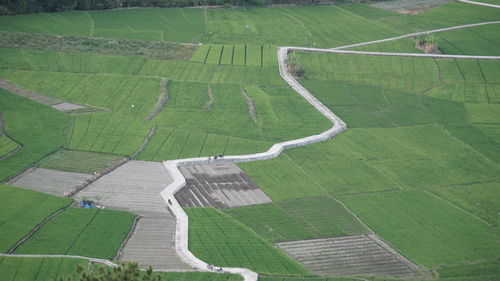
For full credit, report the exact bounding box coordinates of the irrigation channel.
[3,2,499,280]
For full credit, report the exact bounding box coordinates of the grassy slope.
[0,135,19,157]
[224,197,368,242]
[185,207,310,276]
[15,208,135,260]
[0,185,73,253]
[0,90,67,181]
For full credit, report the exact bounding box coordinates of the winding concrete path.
[160,17,500,281]
[332,21,500,50]
[458,0,500,8]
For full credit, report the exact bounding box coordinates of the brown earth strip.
[204,84,214,109]
[241,88,257,123]
[145,79,169,120]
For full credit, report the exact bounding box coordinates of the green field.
[37,150,125,174]
[0,185,72,253]
[339,190,499,267]
[0,135,19,157]
[15,208,135,260]
[0,90,67,181]
[0,256,87,281]
[185,207,309,275]
[224,197,368,242]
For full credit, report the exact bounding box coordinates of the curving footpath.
[458,0,500,8]
[160,18,500,281]
[160,46,347,281]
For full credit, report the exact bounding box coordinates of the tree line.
[0,0,372,15]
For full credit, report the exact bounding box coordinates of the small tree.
[59,262,161,281]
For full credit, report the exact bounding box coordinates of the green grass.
[259,278,358,281]
[0,256,87,281]
[0,90,67,181]
[185,207,310,276]
[225,197,368,242]
[437,260,500,281]
[0,185,73,253]
[37,150,124,174]
[339,189,500,267]
[0,135,19,157]
[15,207,135,260]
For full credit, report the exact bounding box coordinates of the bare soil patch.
[176,162,272,208]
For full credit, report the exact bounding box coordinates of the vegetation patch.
[15,208,135,260]
[0,135,19,158]
[37,150,124,174]
[185,207,310,275]
[0,184,72,253]
[225,197,368,242]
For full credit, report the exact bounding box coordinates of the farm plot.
[239,125,500,201]
[0,135,19,158]
[119,215,189,270]
[15,207,135,260]
[66,112,152,156]
[339,190,500,267]
[0,90,67,182]
[8,167,92,196]
[37,150,125,174]
[185,207,310,275]
[437,260,500,281]
[176,162,271,208]
[0,184,72,253]
[276,234,422,278]
[225,197,368,243]
[0,256,88,281]
[0,70,161,118]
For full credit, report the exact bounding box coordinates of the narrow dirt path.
[458,0,500,8]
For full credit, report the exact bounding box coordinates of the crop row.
[15,207,135,260]
[225,196,368,243]
[67,112,151,156]
[191,44,278,67]
[185,207,309,275]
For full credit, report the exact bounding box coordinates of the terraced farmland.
[0,135,19,157]
[37,150,124,174]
